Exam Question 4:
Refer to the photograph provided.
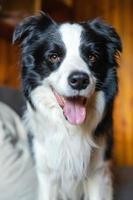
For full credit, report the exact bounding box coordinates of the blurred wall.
[0,38,20,87]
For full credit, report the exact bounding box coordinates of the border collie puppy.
[13,12,122,200]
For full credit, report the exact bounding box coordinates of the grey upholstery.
[0,87,26,117]
[115,167,133,200]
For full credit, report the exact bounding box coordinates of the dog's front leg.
[38,172,58,200]
[84,163,113,200]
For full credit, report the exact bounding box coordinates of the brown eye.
[49,53,60,63]
[89,54,97,62]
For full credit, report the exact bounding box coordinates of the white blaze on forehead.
[47,23,94,98]
[59,23,83,56]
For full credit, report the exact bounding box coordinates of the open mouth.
[53,90,87,125]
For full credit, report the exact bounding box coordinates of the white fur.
[24,85,113,200]
[47,23,96,98]
[24,23,113,200]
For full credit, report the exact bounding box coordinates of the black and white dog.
[13,12,122,200]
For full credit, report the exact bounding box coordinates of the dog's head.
[13,12,122,125]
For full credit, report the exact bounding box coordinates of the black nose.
[68,71,90,90]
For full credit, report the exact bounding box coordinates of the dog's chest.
[34,126,93,180]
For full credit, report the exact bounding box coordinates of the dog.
[13,12,122,200]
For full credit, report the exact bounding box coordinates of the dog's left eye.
[89,54,97,63]
[48,53,61,63]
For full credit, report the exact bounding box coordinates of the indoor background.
[0,0,132,166]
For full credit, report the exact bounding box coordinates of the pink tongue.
[63,99,86,125]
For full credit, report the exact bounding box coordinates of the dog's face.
[13,12,121,125]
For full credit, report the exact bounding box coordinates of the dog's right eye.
[48,53,61,64]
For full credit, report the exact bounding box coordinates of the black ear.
[13,11,56,44]
[89,18,122,53]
